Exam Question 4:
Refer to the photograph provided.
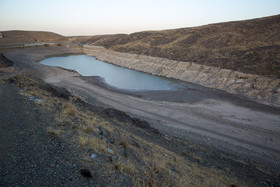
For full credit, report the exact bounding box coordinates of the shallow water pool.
[40,55,177,91]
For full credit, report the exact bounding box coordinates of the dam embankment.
[83,45,280,105]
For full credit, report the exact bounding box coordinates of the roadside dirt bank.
[1,46,280,185]
[2,75,267,186]
[84,46,280,106]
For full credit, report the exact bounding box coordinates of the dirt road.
[3,46,280,173]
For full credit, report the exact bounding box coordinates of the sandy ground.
[2,46,280,172]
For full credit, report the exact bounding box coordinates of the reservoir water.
[40,55,176,91]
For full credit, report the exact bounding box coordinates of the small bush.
[82,125,95,133]
[63,102,77,116]
[79,136,88,147]
[88,137,107,152]
[44,44,49,47]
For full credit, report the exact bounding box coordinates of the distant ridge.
[0,30,66,44]
[81,14,280,78]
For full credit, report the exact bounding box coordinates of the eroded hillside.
[83,15,280,78]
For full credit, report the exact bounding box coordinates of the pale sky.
[0,0,279,36]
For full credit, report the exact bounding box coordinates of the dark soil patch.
[104,108,160,134]
[0,54,13,68]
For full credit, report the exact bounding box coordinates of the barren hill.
[69,34,126,45]
[83,14,280,78]
[0,30,66,44]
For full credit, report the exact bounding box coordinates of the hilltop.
[0,30,66,44]
[81,14,280,78]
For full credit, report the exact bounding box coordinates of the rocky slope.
[84,46,280,105]
[83,14,280,78]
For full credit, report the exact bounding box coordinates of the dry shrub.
[79,136,88,147]
[88,137,107,152]
[63,102,78,116]
[79,135,107,153]
[113,159,136,176]
[82,125,98,134]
